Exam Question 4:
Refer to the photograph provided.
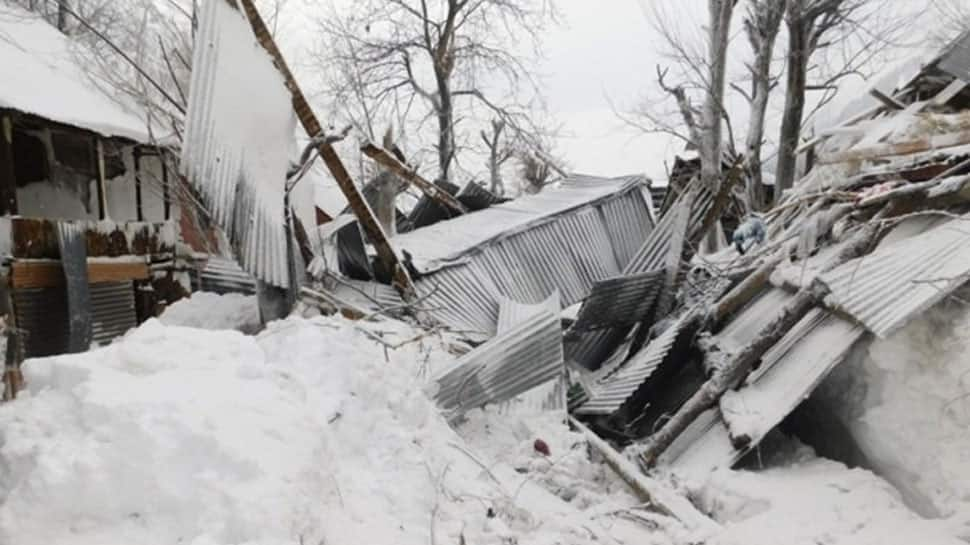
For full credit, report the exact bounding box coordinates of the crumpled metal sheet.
[820,214,970,338]
[571,268,666,332]
[427,311,563,420]
[181,0,293,287]
[56,222,92,353]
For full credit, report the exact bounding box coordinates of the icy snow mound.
[0,316,656,545]
[159,291,260,333]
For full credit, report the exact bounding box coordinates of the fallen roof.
[0,4,150,142]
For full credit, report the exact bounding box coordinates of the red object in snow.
[533,438,550,457]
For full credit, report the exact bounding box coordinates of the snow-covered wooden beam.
[817,129,970,165]
[360,142,468,214]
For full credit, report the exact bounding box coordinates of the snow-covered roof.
[0,5,150,142]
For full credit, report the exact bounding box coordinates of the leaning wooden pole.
[360,143,468,214]
[236,0,416,299]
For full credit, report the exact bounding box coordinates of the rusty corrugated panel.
[196,256,256,295]
[571,268,666,332]
[180,0,292,288]
[657,311,866,479]
[574,312,690,416]
[427,311,563,420]
[56,222,91,353]
[937,29,970,81]
[90,281,137,346]
[820,214,970,338]
[13,287,68,358]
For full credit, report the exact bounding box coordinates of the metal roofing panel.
[820,215,970,338]
[600,192,655,268]
[574,312,689,416]
[427,311,564,420]
[13,286,68,358]
[90,281,137,346]
[180,0,293,288]
[571,268,666,332]
[394,174,648,272]
[56,222,92,353]
[497,291,561,334]
[196,256,257,295]
[937,29,970,81]
[415,262,502,336]
[711,288,794,354]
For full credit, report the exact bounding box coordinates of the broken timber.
[638,216,888,467]
[360,143,468,214]
[237,0,417,299]
[818,129,970,165]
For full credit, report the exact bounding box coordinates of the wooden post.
[236,0,416,300]
[161,150,171,220]
[95,138,108,220]
[0,272,23,401]
[133,146,144,222]
[0,113,19,215]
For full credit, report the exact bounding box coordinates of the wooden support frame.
[236,0,416,299]
[11,260,149,289]
[0,112,19,216]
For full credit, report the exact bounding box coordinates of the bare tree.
[519,149,551,195]
[774,0,902,201]
[739,0,785,210]
[481,119,515,196]
[315,0,557,185]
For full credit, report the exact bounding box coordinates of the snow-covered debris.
[0,314,673,545]
[159,291,260,333]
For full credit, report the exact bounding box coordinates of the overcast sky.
[277,0,944,191]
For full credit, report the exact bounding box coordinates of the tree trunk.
[436,77,455,183]
[775,13,809,203]
[700,0,735,194]
[744,0,784,211]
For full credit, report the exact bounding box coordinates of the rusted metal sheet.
[820,214,970,338]
[571,268,666,332]
[12,286,68,358]
[427,311,563,420]
[90,281,136,346]
[56,222,91,353]
[9,218,175,259]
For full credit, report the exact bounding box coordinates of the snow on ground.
[687,436,967,545]
[0,312,674,545]
[159,291,260,333]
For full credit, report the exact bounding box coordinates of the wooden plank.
[817,129,970,165]
[11,260,149,289]
[236,0,416,300]
[360,142,468,214]
[930,78,968,107]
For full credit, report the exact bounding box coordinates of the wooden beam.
[11,260,149,289]
[360,142,468,214]
[236,0,416,299]
[817,129,970,165]
[0,114,18,215]
[869,88,905,110]
[95,138,108,220]
[930,78,968,107]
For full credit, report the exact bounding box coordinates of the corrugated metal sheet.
[493,293,566,415]
[820,214,970,338]
[56,222,92,353]
[398,175,653,335]
[496,291,561,334]
[181,0,292,287]
[574,312,690,416]
[90,282,137,346]
[571,268,666,332]
[13,286,68,358]
[710,288,793,354]
[657,311,865,478]
[428,311,563,420]
[458,181,508,210]
[196,256,257,295]
[937,29,970,81]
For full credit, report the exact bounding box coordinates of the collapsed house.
[0,5,217,377]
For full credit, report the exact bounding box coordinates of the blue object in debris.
[733,214,766,255]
